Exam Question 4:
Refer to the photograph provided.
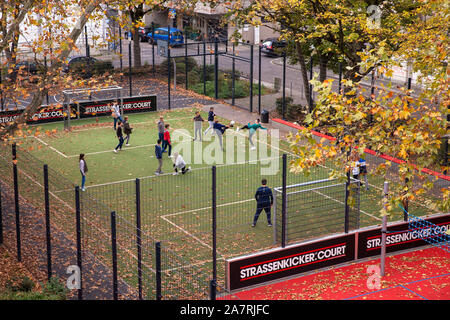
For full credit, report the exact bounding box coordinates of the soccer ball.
[230,120,235,126]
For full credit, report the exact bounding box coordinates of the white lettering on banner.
[239,245,347,280]
[84,100,154,114]
[365,223,450,250]
[123,101,152,110]
[0,115,20,123]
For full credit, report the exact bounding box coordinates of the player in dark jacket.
[113,121,124,153]
[252,179,273,227]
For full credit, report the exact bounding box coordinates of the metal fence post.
[155,241,162,300]
[0,184,3,245]
[12,143,21,261]
[232,43,235,106]
[309,55,313,112]
[380,181,389,276]
[210,279,217,300]
[44,165,52,280]
[214,38,219,100]
[185,42,188,90]
[249,44,254,113]
[281,154,287,247]
[128,41,132,97]
[168,32,171,110]
[212,166,217,283]
[75,186,82,300]
[203,41,206,96]
[119,25,123,82]
[344,172,350,233]
[151,22,155,75]
[258,45,262,115]
[135,178,143,300]
[282,52,286,120]
[110,211,118,300]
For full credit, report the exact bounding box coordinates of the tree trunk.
[295,42,312,110]
[132,28,141,68]
[318,53,328,83]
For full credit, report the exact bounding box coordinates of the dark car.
[7,61,44,82]
[14,61,42,75]
[125,27,152,42]
[63,56,114,78]
[260,38,287,56]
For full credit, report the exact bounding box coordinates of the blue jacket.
[208,111,215,121]
[155,144,163,159]
[213,122,226,134]
[255,186,273,207]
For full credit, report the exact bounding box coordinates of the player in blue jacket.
[252,179,273,227]
[204,107,216,135]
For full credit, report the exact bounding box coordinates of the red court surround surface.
[224,247,450,300]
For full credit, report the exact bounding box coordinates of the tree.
[226,0,425,110]
[288,0,449,215]
[0,0,107,139]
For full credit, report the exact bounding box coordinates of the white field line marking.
[161,198,255,219]
[67,143,155,158]
[34,136,68,158]
[19,165,154,269]
[160,215,220,255]
[313,189,381,222]
[162,257,225,273]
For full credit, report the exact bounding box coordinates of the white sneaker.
[126,144,130,146]
[236,127,240,132]
[250,146,256,150]
[173,172,178,175]
[154,172,160,176]
[114,149,118,153]
[81,188,86,192]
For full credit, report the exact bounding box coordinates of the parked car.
[260,38,287,56]
[62,56,114,78]
[124,27,152,42]
[147,27,184,46]
[7,61,44,82]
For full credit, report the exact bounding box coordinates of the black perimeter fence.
[0,137,388,300]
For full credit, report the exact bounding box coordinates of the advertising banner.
[226,234,355,291]
[356,213,450,259]
[0,95,157,124]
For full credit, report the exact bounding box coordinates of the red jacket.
[163,130,171,144]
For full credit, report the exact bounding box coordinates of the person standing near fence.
[358,157,369,190]
[79,154,88,191]
[113,121,124,153]
[193,111,204,142]
[155,139,163,175]
[157,116,165,143]
[162,124,172,157]
[204,107,216,135]
[252,179,273,227]
[123,116,133,146]
[111,101,123,130]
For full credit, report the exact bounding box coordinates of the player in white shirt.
[172,152,191,175]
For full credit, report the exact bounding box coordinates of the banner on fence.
[0,95,157,124]
[356,213,450,259]
[226,234,356,291]
[226,213,450,291]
